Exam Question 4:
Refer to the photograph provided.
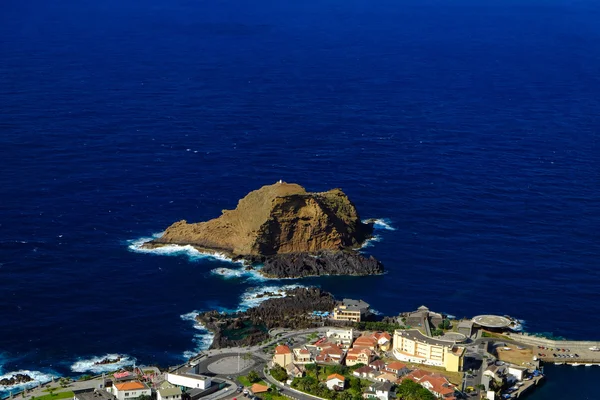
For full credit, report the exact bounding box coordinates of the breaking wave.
[0,370,56,393]
[127,234,243,265]
[180,312,215,359]
[70,354,136,374]
[210,266,267,282]
[360,234,382,250]
[371,218,396,231]
[238,284,307,311]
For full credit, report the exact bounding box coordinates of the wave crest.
[238,284,307,311]
[0,370,55,392]
[370,218,396,231]
[127,235,243,265]
[70,354,136,374]
[180,312,215,359]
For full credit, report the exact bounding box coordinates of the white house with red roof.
[316,343,345,364]
[345,347,374,366]
[404,369,458,400]
[384,361,409,376]
[326,374,346,390]
[111,381,151,400]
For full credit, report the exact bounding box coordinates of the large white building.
[392,329,464,372]
[166,372,212,390]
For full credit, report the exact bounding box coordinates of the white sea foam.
[210,266,267,282]
[127,234,243,265]
[370,218,396,231]
[359,234,382,249]
[238,284,307,311]
[70,354,136,374]
[0,370,56,392]
[180,312,215,359]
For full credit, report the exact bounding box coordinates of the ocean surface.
[1,0,599,398]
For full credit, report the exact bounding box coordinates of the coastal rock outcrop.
[197,287,337,349]
[146,182,372,255]
[144,182,383,278]
[0,373,34,386]
[251,251,383,278]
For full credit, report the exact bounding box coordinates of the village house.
[352,335,378,351]
[374,372,398,383]
[363,381,393,400]
[372,332,392,351]
[405,370,458,400]
[286,363,305,379]
[332,299,370,322]
[316,343,346,364]
[345,347,374,367]
[156,383,182,400]
[384,361,409,376]
[293,347,313,364]
[369,360,387,371]
[326,374,346,390]
[110,381,151,400]
[326,328,354,348]
[353,365,378,379]
[273,344,293,368]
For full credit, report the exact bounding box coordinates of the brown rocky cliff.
[146,182,372,256]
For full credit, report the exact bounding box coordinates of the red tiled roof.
[386,361,407,371]
[250,383,269,394]
[327,374,345,381]
[275,345,292,354]
[114,381,146,391]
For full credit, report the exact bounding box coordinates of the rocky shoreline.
[244,251,383,278]
[0,374,33,387]
[196,287,337,349]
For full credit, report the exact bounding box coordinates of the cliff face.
[148,182,373,256]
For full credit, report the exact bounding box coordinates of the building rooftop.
[340,299,370,311]
[275,345,292,354]
[74,390,116,400]
[327,373,345,381]
[395,329,466,347]
[157,386,182,397]
[114,381,147,391]
[472,315,511,328]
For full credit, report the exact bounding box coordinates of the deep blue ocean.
[1,0,599,398]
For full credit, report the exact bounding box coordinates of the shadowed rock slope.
[146,182,373,255]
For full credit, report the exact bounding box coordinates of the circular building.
[472,315,512,329]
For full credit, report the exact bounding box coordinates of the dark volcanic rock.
[196,287,337,349]
[0,373,34,386]
[257,251,384,278]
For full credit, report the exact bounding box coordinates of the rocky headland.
[196,287,337,349]
[142,182,383,278]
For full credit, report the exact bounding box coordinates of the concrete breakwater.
[507,333,600,364]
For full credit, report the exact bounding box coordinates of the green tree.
[396,380,436,400]
[431,328,444,336]
[247,370,260,383]
[438,319,451,330]
[270,365,288,382]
